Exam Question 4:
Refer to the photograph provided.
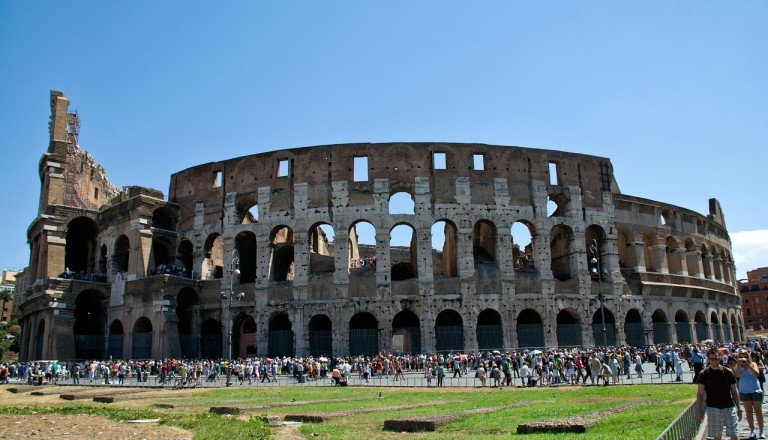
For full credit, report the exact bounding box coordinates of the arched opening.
[233,314,257,358]
[202,234,224,280]
[512,221,535,270]
[388,191,415,215]
[176,287,199,359]
[308,314,332,357]
[392,310,421,355]
[591,307,616,347]
[73,289,106,360]
[666,236,683,274]
[435,310,463,354]
[34,320,45,360]
[107,320,124,360]
[201,319,222,359]
[710,312,721,341]
[685,239,698,276]
[391,224,417,281]
[516,309,544,348]
[350,312,378,357]
[586,226,608,279]
[240,199,259,224]
[151,207,176,231]
[348,221,376,271]
[235,231,257,283]
[309,223,335,274]
[616,228,635,269]
[624,309,645,348]
[268,313,294,357]
[476,309,503,351]
[675,310,692,343]
[132,317,153,359]
[701,245,712,279]
[643,233,660,273]
[660,209,673,226]
[730,313,739,342]
[65,217,99,275]
[547,193,569,217]
[556,309,582,347]
[150,237,173,275]
[270,226,295,282]
[550,224,575,281]
[98,244,108,276]
[722,312,732,341]
[722,251,733,284]
[432,220,458,278]
[114,234,130,274]
[177,240,193,278]
[546,197,559,217]
[652,310,670,344]
[473,220,497,267]
[694,311,708,342]
[712,249,723,281]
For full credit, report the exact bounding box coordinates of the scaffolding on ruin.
[64,111,91,209]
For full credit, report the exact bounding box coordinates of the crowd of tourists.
[2,339,768,393]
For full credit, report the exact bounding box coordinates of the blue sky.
[1,2,766,279]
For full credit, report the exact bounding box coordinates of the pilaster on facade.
[652,244,669,274]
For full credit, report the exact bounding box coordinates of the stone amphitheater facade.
[15,91,743,362]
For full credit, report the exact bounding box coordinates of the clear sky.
[1,2,766,279]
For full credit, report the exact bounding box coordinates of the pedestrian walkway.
[736,401,768,440]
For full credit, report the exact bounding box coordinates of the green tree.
[0,290,20,360]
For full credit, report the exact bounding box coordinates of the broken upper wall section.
[39,91,125,213]
[168,142,620,226]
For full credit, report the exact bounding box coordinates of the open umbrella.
[318,357,328,362]
[530,349,542,355]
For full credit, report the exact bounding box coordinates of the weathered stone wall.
[15,92,744,361]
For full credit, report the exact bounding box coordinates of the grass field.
[0,384,697,439]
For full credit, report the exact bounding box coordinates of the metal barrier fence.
[655,400,701,440]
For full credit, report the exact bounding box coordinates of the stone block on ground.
[210,407,240,415]
[383,418,443,432]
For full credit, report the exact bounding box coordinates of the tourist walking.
[735,351,765,439]
[697,347,741,440]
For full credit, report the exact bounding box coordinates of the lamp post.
[222,249,245,386]
[590,239,608,348]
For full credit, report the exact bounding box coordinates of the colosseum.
[14,91,743,362]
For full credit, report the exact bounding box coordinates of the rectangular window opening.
[473,154,485,171]
[213,171,222,188]
[94,187,99,199]
[549,162,559,185]
[433,152,446,170]
[277,159,290,177]
[354,156,368,181]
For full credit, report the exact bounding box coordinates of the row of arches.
[98,308,743,359]
[43,287,743,360]
[22,294,744,361]
[61,210,733,289]
[194,221,615,283]
[616,229,735,284]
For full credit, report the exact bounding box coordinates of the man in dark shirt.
[697,347,742,440]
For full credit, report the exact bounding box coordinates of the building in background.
[1,269,17,322]
[740,267,768,332]
[14,91,744,362]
